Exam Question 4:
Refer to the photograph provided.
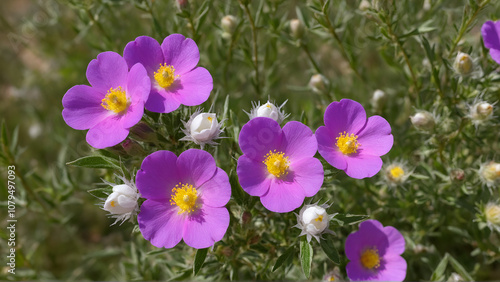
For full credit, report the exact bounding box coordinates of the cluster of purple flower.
[62,34,407,281]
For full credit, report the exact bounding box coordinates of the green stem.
[301,43,321,74]
[85,8,112,46]
[239,1,261,97]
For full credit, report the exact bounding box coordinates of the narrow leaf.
[273,246,295,272]
[193,248,209,275]
[299,238,313,278]
[448,254,474,281]
[431,253,449,281]
[67,155,120,170]
[319,234,340,264]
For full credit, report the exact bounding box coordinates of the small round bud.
[453,52,474,76]
[290,19,305,39]
[130,122,157,142]
[221,15,237,38]
[122,139,145,157]
[359,0,371,10]
[484,202,500,231]
[242,211,252,225]
[410,111,435,131]
[323,267,343,282]
[246,100,289,124]
[294,203,336,243]
[423,0,431,11]
[309,74,328,94]
[180,110,224,149]
[371,89,387,111]
[176,0,189,11]
[479,161,500,187]
[102,180,141,226]
[450,168,465,183]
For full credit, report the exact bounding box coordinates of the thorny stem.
[317,0,363,81]
[448,0,491,58]
[239,0,261,97]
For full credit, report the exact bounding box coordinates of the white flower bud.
[485,202,500,231]
[423,0,431,11]
[453,52,474,76]
[246,100,289,124]
[309,74,328,94]
[290,19,305,39]
[221,15,237,38]
[447,273,464,282]
[104,184,140,215]
[371,89,387,111]
[180,110,224,149]
[479,161,500,188]
[359,0,371,10]
[410,111,435,131]
[294,203,336,243]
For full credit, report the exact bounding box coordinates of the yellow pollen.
[110,201,116,207]
[390,166,405,179]
[170,183,199,214]
[266,104,271,108]
[207,116,213,123]
[154,64,179,89]
[101,86,129,114]
[315,215,324,222]
[336,131,360,155]
[263,150,290,178]
[328,277,335,282]
[360,248,380,270]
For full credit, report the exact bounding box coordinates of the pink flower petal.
[138,200,184,248]
[383,226,405,255]
[177,149,217,187]
[324,99,367,136]
[86,51,128,92]
[356,116,393,157]
[260,178,305,213]
[126,63,151,106]
[136,150,180,201]
[123,36,164,75]
[316,126,348,170]
[170,67,212,106]
[237,155,271,197]
[280,121,318,161]
[345,154,383,179]
[183,206,230,249]
[161,34,200,76]
[144,88,181,113]
[62,85,110,130]
[375,255,407,281]
[292,158,323,197]
[238,117,282,161]
[198,168,231,208]
[86,116,129,149]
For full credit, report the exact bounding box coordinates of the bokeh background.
[1,0,500,280]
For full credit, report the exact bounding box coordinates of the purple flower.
[62,52,150,149]
[315,99,393,179]
[123,34,213,113]
[237,117,324,213]
[482,20,500,65]
[345,220,407,281]
[136,149,231,249]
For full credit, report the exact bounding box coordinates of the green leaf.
[333,214,369,226]
[431,253,449,281]
[1,120,8,148]
[319,234,340,264]
[299,238,313,278]
[193,248,209,275]
[273,246,295,272]
[66,155,120,170]
[448,254,474,281]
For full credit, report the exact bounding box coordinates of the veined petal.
[161,34,201,75]
[86,51,128,92]
[138,200,184,249]
[183,206,229,249]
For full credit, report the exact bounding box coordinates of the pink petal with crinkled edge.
[138,200,185,248]
[183,206,229,249]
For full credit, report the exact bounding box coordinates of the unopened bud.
[122,139,145,157]
[176,0,189,11]
[242,211,252,225]
[221,15,237,38]
[480,161,500,187]
[450,169,465,182]
[130,122,157,142]
[309,74,328,94]
[290,19,305,39]
[410,111,435,131]
[453,52,474,76]
[485,202,500,228]
[359,0,371,10]
[371,89,387,111]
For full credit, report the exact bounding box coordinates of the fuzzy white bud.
[485,202,500,227]
[410,111,435,131]
[309,74,328,94]
[290,19,305,39]
[480,162,500,186]
[190,113,219,142]
[221,15,237,38]
[103,184,140,215]
[294,203,336,243]
[453,52,474,76]
[256,102,280,121]
[371,89,387,111]
[359,0,371,10]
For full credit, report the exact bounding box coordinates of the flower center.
[170,183,199,214]
[110,200,116,207]
[315,215,324,222]
[101,86,129,114]
[207,116,213,123]
[360,247,380,270]
[263,150,290,178]
[154,64,179,89]
[336,131,360,155]
[390,166,404,179]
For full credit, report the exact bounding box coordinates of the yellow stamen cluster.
[170,183,199,214]
[263,150,290,178]
[207,116,213,123]
[110,201,116,207]
[390,166,405,180]
[101,86,129,114]
[315,215,324,222]
[336,131,361,155]
[154,64,179,89]
[360,247,380,270]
